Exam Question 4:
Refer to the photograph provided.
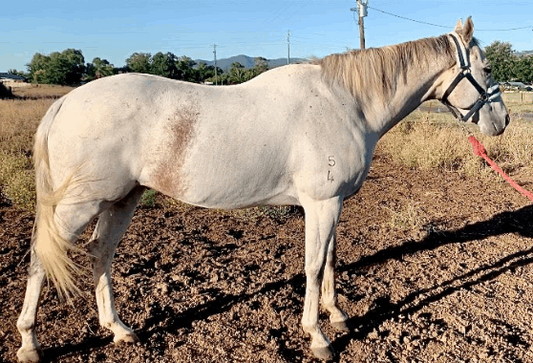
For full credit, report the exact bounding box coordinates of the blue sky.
[1,0,532,71]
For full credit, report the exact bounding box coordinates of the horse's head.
[439,17,510,136]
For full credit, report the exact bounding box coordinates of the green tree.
[176,56,197,81]
[126,52,151,73]
[87,57,118,79]
[229,62,247,84]
[62,49,85,85]
[250,57,268,77]
[150,52,178,78]
[46,52,69,84]
[27,53,50,83]
[86,57,116,80]
[485,41,517,82]
[27,49,85,85]
[195,62,220,83]
[513,55,533,84]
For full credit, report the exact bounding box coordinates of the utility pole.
[213,44,218,85]
[351,0,368,49]
[358,0,366,50]
[287,30,291,65]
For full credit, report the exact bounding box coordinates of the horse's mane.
[316,35,458,101]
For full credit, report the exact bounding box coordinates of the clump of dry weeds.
[379,108,533,179]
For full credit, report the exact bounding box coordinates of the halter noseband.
[441,32,501,122]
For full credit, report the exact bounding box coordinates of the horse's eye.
[484,66,492,75]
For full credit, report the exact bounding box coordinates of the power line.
[368,5,533,32]
[477,25,533,32]
[368,6,449,29]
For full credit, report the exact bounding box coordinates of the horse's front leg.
[17,249,45,363]
[301,196,343,360]
[321,234,350,332]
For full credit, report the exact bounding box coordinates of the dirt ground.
[3,151,533,363]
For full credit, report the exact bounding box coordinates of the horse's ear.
[461,17,474,45]
[454,19,463,33]
[455,17,474,45]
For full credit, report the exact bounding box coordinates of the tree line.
[485,41,533,84]
[8,49,270,86]
[7,41,533,86]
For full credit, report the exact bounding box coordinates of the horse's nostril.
[506,114,510,126]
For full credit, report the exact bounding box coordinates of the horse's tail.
[32,96,83,298]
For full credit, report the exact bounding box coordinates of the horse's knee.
[17,317,34,334]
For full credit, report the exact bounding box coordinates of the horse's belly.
[181,156,297,209]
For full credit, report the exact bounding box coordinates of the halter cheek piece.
[441,32,501,122]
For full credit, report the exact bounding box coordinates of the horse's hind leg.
[17,199,103,363]
[17,250,45,363]
[89,186,144,343]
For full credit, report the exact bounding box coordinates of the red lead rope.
[468,135,533,202]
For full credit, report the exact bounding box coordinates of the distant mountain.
[195,54,305,71]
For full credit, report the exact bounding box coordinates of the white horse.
[17,18,508,362]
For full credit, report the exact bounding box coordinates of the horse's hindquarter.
[45,75,163,199]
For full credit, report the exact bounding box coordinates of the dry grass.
[378,106,533,179]
[1,88,532,211]
[385,201,426,230]
[503,92,533,114]
[379,96,533,229]
[0,86,70,209]
[12,84,75,99]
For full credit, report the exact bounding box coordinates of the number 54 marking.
[327,156,335,182]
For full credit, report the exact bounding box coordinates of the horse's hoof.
[331,319,351,333]
[113,332,139,344]
[311,345,336,361]
[17,346,42,363]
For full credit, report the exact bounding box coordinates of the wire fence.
[503,92,533,104]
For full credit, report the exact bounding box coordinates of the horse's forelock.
[317,35,455,101]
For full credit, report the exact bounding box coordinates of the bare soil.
[3,152,533,363]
